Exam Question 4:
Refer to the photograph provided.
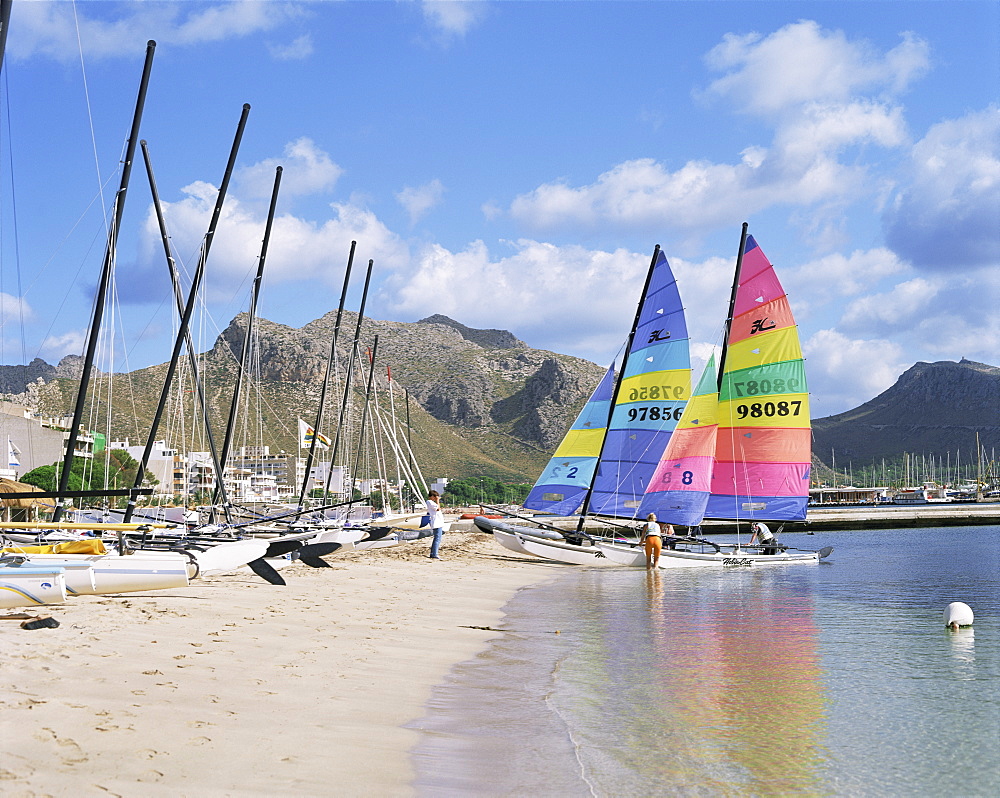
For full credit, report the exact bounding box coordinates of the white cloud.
[383,239,656,357]
[10,0,301,62]
[703,22,930,116]
[786,248,907,304]
[883,106,1000,271]
[506,22,928,238]
[420,1,487,38]
[802,329,909,415]
[138,187,407,303]
[0,292,33,324]
[40,329,87,362]
[235,138,344,201]
[268,34,313,61]
[396,179,446,225]
[839,276,941,332]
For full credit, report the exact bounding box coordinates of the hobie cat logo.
[749,318,776,334]
[647,329,671,343]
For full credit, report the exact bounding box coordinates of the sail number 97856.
[735,400,801,419]
[627,406,683,422]
[627,385,684,401]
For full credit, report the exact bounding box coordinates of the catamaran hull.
[16,553,193,594]
[599,542,821,567]
[492,528,540,557]
[659,549,820,567]
[517,535,620,566]
[0,567,68,608]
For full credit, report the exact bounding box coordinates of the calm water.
[410,526,999,796]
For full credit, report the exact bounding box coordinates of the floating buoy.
[944,602,974,630]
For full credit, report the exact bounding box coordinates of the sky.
[0,0,997,419]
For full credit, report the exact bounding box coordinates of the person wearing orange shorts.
[642,512,662,569]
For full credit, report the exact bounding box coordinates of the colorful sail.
[587,248,690,517]
[637,352,719,526]
[704,234,811,521]
[523,364,617,515]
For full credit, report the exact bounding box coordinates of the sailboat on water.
[477,245,692,565]
[600,224,832,567]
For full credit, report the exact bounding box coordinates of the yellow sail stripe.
[617,368,690,404]
[719,393,810,429]
[725,326,803,372]
[676,392,719,430]
[553,427,606,458]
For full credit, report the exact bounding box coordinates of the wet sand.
[0,531,563,797]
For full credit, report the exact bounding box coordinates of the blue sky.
[0,0,997,418]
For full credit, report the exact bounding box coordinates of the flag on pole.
[7,437,20,468]
[298,418,330,449]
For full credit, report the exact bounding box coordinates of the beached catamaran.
[480,245,692,564]
[600,224,832,567]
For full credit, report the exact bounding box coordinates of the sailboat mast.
[323,259,375,498]
[575,245,662,530]
[214,166,282,509]
[296,241,357,509]
[54,41,156,522]
[716,221,749,392]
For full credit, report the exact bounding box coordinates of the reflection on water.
[949,628,976,678]
[411,527,999,796]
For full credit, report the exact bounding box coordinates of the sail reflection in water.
[552,568,827,795]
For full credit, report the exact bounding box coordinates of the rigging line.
[72,0,110,234]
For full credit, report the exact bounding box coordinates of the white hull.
[0,566,68,608]
[492,528,540,557]
[517,534,620,566]
[598,542,820,568]
[591,542,648,567]
[16,552,195,594]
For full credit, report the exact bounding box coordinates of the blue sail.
[588,249,691,517]
[523,364,616,515]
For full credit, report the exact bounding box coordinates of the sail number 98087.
[627,385,684,401]
[735,400,801,419]
[627,406,683,422]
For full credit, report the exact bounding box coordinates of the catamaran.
[599,224,832,567]
[477,244,691,564]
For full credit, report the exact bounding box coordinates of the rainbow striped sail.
[705,232,811,521]
[522,364,616,516]
[637,352,719,525]
[525,247,690,518]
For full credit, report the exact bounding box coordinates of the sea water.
[410,526,999,796]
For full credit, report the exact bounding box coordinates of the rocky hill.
[812,359,999,466]
[6,315,996,486]
[10,313,605,483]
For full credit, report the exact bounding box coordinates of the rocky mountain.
[812,359,999,466]
[10,313,605,483]
[6,313,995,485]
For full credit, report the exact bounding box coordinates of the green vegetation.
[20,449,158,508]
[442,476,532,506]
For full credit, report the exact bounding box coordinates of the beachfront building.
[0,402,98,479]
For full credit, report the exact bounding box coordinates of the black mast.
[54,41,156,522]
[716,222,749,392]
[574,244,662,532]
[322,259,375,499]
[296,242,356,509]
[213,166,283,511]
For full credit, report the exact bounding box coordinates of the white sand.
[0,531,564,797]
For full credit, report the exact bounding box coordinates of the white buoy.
[944,602,974,629]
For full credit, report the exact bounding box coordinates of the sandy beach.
[1,530,564,797]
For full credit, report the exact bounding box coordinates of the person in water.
[750,521,778,554]
[425,490,445,559]
[642,513,663,568]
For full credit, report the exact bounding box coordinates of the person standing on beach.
[642,513,663,569]
[426,490,445,559]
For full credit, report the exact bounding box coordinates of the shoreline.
[0,531,564,797]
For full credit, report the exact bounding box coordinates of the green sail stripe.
[720,360,806,402]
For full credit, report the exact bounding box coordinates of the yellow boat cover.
[3,539,107,555]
